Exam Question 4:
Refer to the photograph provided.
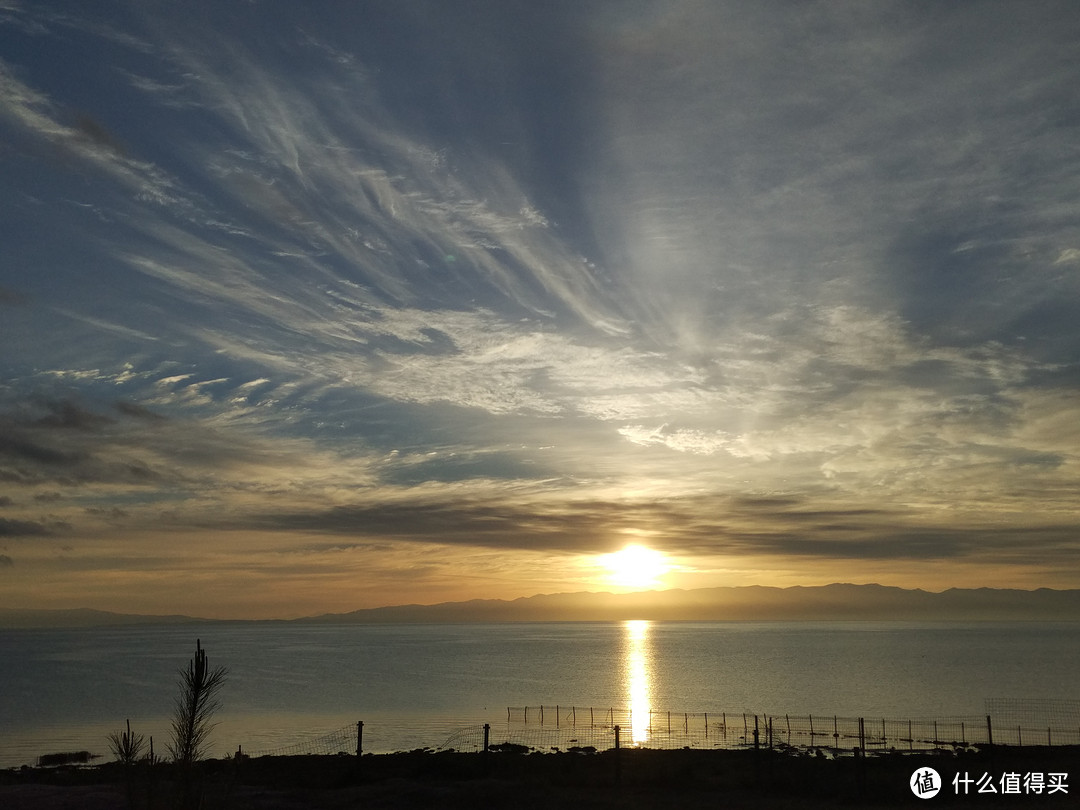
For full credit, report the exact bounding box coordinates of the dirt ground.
[1,745,1075,809]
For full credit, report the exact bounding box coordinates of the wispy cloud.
[2,1,1079,613]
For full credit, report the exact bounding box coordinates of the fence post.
[613,725,622,785]
[856,718,866,795]
[986,715,993,747]
[356,721,363,757]
[753,715,759,750]
[483,723,490,752]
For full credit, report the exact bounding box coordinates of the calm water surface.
[1,621,1077,767]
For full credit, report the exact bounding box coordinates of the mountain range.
[2,584,1078,627]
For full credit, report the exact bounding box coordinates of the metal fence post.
[613,725,622,784]
[356,721,363,757]
[483,723,490,752]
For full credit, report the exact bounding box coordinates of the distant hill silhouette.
[306,583,1080,623]
[4,584,1078,627]
[0,607,206,628]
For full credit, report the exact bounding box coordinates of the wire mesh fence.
[499,703,1080,753]
[240,700,1080,758]
[985,698,1080,745]
[242,724,359,758]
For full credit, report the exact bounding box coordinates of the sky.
[2,1,1080,619]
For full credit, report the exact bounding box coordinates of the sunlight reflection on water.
[625,619,652,745]
[5,621,1078,766]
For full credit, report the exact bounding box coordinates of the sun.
[600,545,670,589]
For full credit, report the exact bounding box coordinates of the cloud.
[0,517,54,537]
[32,399,114,430]
[0,59,184,209]
[0,429,84,467]
[84,506,129,519]
[2,2,1080,611]
[113,401,166,421]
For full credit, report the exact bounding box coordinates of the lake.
[1,620,1078,767]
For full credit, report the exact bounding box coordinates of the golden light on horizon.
[600,544,671,589]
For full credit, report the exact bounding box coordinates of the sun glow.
[600,545,670,589]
